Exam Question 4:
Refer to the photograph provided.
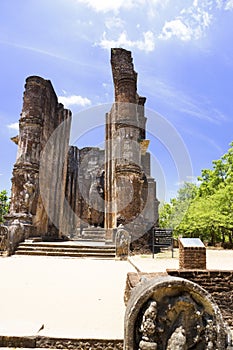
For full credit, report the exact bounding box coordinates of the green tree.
[179,183,233,245]
[159,182,198,236]
[160,142,233,246]
[198,142,233,196]
[0,190,9,223]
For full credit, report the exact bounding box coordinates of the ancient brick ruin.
[4,48,159,251]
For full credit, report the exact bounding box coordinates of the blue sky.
[0,0,233,202]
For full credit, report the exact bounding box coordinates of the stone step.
[15,250,115,258]
[14,242,116,258]
[17,244,115,251]
[16,247,115,253]
[78,235,106,241]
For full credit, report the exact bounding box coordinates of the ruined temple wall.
[51,105,71,238]
[78,147,105,228]
[107,49,142,228]
[28,77,71,238]
[141,152,151,176]
[105,48,157,233]
[8,76,71,243]
[62,146,79,237]
[64,146,105,237]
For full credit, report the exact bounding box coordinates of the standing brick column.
[105,48,158,243]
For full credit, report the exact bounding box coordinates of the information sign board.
[152,228,173,258]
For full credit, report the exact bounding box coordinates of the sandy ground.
[129,248,233,272]
[0,249,232,340]
[0,256,135,339]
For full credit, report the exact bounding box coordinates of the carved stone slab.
[0,225,9,255]
[124,275,232,349]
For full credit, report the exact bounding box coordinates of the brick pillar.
[179,238,206,269]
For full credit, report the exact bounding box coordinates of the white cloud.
[189,7,212,29]
[159,2,213,42]
[105,17,125,29]
[215,0,233,10]
[76,0,167,13]
[159,19,192,41]
[7,122,19,132]
[98,30,155,52]
[76,0,140,13]
[76,0,169,13]
[58,95,92,108]
[225,0,233,10]
[216,0,223,8]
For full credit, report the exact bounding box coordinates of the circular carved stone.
[124,276,230,350]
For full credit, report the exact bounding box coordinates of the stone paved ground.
[129,248,233,272]
[0,256,135,340]
[0,248,232,345]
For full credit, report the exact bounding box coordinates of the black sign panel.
[154,229,173,246]
[152,228,173,258]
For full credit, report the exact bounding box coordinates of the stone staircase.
[14,241,116,258]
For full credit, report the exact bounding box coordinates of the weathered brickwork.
[125,270,233,329]
[179,239,206,269]
[167,269,233,329]
[179,247,206,269]
[5,76,71,249]
[125,271,233,329]
[64,146,105,238]
[124,272,167,305]
[105,48,158,242]
[7,48,159,249]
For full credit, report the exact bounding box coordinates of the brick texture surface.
[125,270,233,329]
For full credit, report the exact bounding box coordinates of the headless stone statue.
[116,224,130,259]
[166,326,186,350]
[139,301,158,350]
[88,177,104,226]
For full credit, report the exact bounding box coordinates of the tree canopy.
[0,190,9,223]
[159,142,233,246]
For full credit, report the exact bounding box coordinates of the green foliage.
[198,142,233,196]
[159,142,233,245]
[0,190,9,223]
[159,182,198,237]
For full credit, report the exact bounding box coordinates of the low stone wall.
[125,270,233,329]
[124,272,166,304]
[0,335,123,349]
